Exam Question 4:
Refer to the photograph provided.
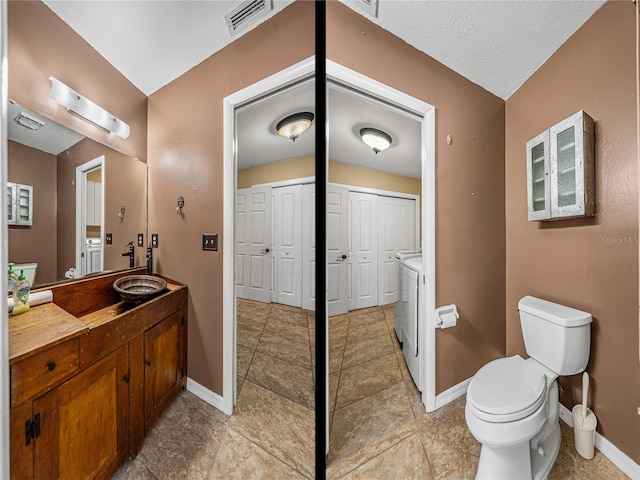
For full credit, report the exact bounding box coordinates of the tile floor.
[113,300,629,479]
[113,299,315,479]
[327,304,630,479]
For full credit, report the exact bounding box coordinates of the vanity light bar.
[49,76,130,139]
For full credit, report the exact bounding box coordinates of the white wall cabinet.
[7,182,33,226]
[526,110,595,221]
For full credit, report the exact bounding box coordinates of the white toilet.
[12,262,38,286]
[465,295,592,480]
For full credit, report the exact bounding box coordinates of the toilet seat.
[467,355,546,423]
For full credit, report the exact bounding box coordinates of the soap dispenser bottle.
[12,269,30,315]
[8,264,18,296]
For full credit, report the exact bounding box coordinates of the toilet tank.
[518,296,592,375]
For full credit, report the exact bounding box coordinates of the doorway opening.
[326,62,436,460]
[223,57,315,415]
[75,156,104,279]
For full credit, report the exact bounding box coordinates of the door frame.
[75,156,105,278]
[327,60,437,412]
[222,57,315,415]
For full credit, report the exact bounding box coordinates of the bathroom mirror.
[7,100,148,288]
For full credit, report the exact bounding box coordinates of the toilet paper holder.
[435,304,459,329]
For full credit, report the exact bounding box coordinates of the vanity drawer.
[11,339,79,407]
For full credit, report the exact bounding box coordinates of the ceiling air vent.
[347,0,379,18]
[225,0,273,37]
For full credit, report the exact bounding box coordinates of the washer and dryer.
[393,251,421,342]
[401,256,423,391]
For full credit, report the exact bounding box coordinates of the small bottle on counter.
[12,269,30,315]
[8,264,18,296]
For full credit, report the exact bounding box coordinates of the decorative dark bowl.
[113,275,167,305]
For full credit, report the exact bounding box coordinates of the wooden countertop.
[9,276,185,365]
[9,303,88,364]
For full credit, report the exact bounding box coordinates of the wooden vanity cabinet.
[10,345,129,480]
[9,274,188,480]
[144,309,184,433]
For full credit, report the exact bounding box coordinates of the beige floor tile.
[237,311,268,332]
[237,299,271,316]
[341,333,394,370]
[256,329,312,369]
[112,458,158,479]
[210,428,307,479]
[415,397,480,480]
[329,372,340,413]
[269,305,309,327]
[404,377,425,418]
[349,308,386,326]
[237,344,254,378]
[246,351,314,409]
[329,344,345,374]
[341,433,432,480]
[229,381,315,478]
[330,385,414,463]
[347,319,391,341]
[335,352,403,410]
[263,317,310,345]
[137,393,228,480]
[548,422,630,480]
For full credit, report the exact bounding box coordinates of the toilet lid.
[467,356,546,422]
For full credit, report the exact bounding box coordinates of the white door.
[272,185,302,307]
[302,183,316,311]
[327,184,349,316]
[378,196,417,305]
[349,192,378,310]
[236,186,272,303]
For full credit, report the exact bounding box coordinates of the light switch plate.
[203,233,218,251]
[137,234,144,247]
[151,233,159,248]
[106,233,113,245]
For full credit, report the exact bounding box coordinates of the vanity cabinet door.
[32,345,129,480]
[144,310,183,433]
[10,401,33,480]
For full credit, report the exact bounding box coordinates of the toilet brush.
[581,372,589,426]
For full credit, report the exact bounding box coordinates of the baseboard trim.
[558,403,639,479]
[186,377,227,413]
[434,377,471,410]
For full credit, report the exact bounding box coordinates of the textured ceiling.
[342,0,605,99]
[40,0,605,177]
[43,0,295,96]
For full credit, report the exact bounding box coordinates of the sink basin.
[113,275,167,305]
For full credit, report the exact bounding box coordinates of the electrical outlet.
[203,233,218,251]
[151,233,159,248]
[106,233,113,245]
[137,234,144,247]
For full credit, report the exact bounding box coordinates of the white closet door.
[327,184,349,316]
[235,186,272,303]
[273,185,302,307]
[349,192,378,310]
[378,196,418,306]
[302,184,316,311]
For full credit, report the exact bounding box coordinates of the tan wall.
[237,156,314,188]
[329,161,421,196]
[8,141,57,285]
[505,2,639,462]
[327,2,507,394]
[8,1,147,162]
[147,1,315,395]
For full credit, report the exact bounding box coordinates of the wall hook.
[118,205,126,220]
[176,196,185,215]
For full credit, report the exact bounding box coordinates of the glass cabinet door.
[550,111,595,219]
[526,130,550,221]
[7,182,16,224]
[16,184,33,226]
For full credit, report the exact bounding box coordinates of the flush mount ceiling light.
[276,112,314,142]
[49,76,130,139]
[360,127,392,154]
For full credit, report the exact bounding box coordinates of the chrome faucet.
[122,241,134,268]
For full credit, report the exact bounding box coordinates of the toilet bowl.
[465,296,592,480]
[12,262,37,286]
